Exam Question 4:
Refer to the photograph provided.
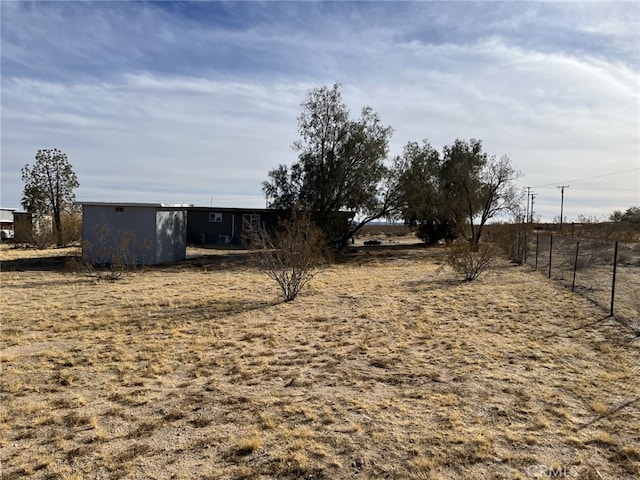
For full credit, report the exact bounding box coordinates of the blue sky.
[1,1,638,222]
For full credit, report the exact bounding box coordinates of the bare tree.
[440,140,520,249]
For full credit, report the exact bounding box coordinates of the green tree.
[391,140,454,245]
[393,138,520,248]
[439,139,520,248]
[611,206,640,223]
[21,148,79,246]
[263,83,397,246]
[609,210,623,222]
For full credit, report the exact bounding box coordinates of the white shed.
[80,202,187,265]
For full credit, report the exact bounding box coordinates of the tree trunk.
[53,208,63,247]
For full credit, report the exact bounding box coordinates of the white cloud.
[1,1,638,221]
[1,75,312,207]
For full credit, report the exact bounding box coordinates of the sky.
[1,0,639,223]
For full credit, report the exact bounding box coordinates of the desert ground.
[1,240,638,479]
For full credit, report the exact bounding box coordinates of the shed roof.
[186,206,280,214]
[186,206,355,217]
[77,202,192,209]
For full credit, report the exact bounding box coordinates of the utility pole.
[557,185,569,230]
[530,193,537,224]
[526,187,531,223]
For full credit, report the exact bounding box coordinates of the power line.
[533,167,640,189]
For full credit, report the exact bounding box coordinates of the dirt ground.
[1,243,639,479]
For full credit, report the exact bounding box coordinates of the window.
[242,213,260,231]
[209,212,223,223]
[115,207,124,212]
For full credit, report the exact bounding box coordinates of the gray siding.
[155,210,187,263]
[82,205,156,264]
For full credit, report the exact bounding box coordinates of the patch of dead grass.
[1,245,638,479]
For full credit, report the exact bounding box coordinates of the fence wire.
[529,233,639,332]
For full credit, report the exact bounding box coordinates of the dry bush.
[563,221,640,242]
[494,222,529,265]
[11,212,80,248]
[247,208,331,301]
[615,243,637,266]
[60,211,82,245]
[446,239,497,281]
[558,239,618,271]
[14,217,54,248]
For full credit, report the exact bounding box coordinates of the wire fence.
[528,231,640,333]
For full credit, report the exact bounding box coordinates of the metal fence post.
[609,240,618,317]
[548,234,553,279]
[572,241,580,292]
[535,233,539,270]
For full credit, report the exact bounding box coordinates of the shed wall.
[82,205,156,264]
[155,210,187,263]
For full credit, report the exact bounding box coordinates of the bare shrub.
[247,208,330,302]
[64,255,86,274]
[615,244,635,265]
[558,239,613,270]
[15,215,55,248]
[13,212,81,248]
[582,241,614,265]
[557,241,590,271]
[30,229,55,249]
[574,252,597,271]
[496,222,528,265]
[446,240,496,281]
[60,211,82,245]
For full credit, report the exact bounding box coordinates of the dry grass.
[1,242,638,479]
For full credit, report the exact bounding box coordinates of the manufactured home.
[80,202,187,265]
[0,208,15,240]
[186,207,283,245]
